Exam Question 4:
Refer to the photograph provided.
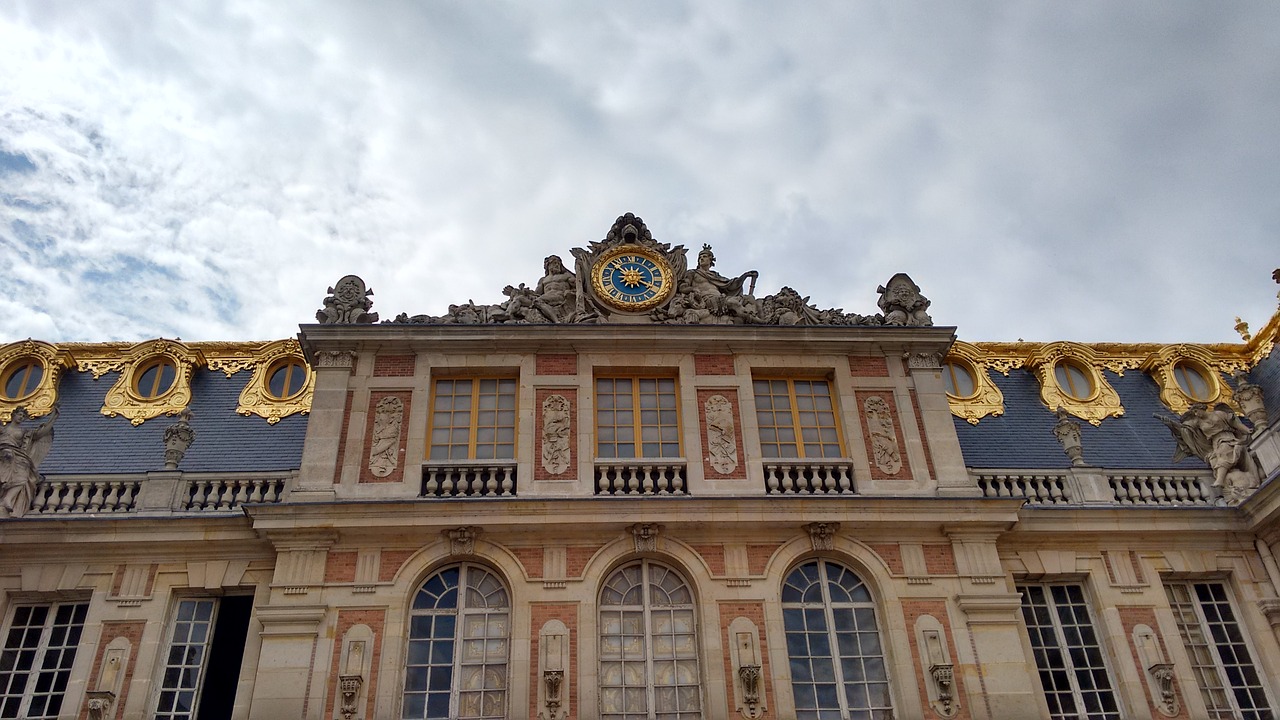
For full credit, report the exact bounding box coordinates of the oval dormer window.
[135,358,177,399]
[1053,360,1094,401]
[266,358,308,400]
[943,361,977,399]
[1172,361,1213,402]
[2,360,44,401]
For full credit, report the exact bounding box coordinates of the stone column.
[294,350,357,501]
[905,352,980,496]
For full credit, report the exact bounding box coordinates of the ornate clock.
[591,246,675,312]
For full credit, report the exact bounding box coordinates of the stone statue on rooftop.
[877,273,933,327]
[1158,403,1260,504]
[665,244,761,324]
[163,409,195,470]
[1052,407,1086,467]
[0,405,58,518]
[1232,371,1269,431]
[317,275,379,324]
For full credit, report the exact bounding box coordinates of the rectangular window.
[752,378,843,459]
[429,378,518,461]
[1018,584,1121,720]
[0,601,87,720]
[1164,582,1271,719]
[595,377,680,459]
[155,596,253,720]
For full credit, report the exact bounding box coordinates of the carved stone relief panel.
[862,396,903,475]
[704,394,738,475]
[368,396,403,478]
[541,394,571,476]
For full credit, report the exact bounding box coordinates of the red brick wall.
[923,544,957,575]
[901,600,971,720]
[537,354,577,375]
[908,389,936,480]
[869,543,904,575]
[512,547,545,579]
[333,390,354,484]
[360,390,412,484]
[697,389,747,479]
[79,621,145,720]
[380,549,417,582]
[534,388,577,481]
[848,356,890,377]
[529,604,579,719]
[325,551,358,583]
[566,546,604,578]
[1117,606,1189,719]
[718,602,776,719]
[373,354,416,377]
[853,391,914,480]
[746,544,780,575]
[694,354,735,375]
[323,609,386,720]
[691,544,726,576]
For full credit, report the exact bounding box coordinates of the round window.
[2,360,44,401]
[266,358,307,399]
[1053,360,1094,401]
[1173,361,1212,401]
[135,358,177,398]
[943,361,977,398]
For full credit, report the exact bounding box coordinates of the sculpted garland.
[316,213,934,328]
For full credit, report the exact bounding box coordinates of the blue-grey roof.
[40,368,306,474]
[954,368,1209,471]
[1249,345,1280,428]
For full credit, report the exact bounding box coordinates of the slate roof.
[953,367,1211,471]
[40,368,306,475]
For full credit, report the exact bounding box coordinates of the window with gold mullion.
[428,378,517,461]
[753,378,843,459]
[596,377,680,459]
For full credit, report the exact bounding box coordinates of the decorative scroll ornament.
[368,397,403,477]
[1026,342,1124,426]
[1148,663,1177,717]
[385,213,932,327]
[85,691,115,720]
[205,350,256,377]
[630,523,661,552]
[804,522,839,551]
[905,351,942,369]
[1232,371,1269,431]
[316,275,378,324]
[0,405,57,518]
[236,340,314,424]
[943,341,1004,425]
[539,670,565,720]
[930,664,957,716]
[98,340,204,426]
[162,409,195,470]
[0,340,74,422]
[863,396,902,475]
[737,664,763,719]
[315,350,358,368]
[338,674,363,720]
[1158,403,1261,504]
[541,395,571,475]
[444,526,479,556]
[705,394,738,474]
[1139,344,1236,415]
[1052,407,1085,467]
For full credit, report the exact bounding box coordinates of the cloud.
[1,2,1278,344]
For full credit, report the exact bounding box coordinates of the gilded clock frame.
[590,245,675,313]
[0,340,75,422]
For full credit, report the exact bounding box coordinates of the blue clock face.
[593,249,674,311]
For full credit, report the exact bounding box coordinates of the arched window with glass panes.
[782,559,894,720]
[599,560,703,719]
[402,565,510,720]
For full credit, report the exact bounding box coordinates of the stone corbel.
[86,691,115,720]
[337,623,373,720]
[1133,624,1179,717]
[803,522,839,551]
[538,619,569,720]
[339,675,363,720]
[728,616,766,719]
[915,615,959,717]
[86,635,130,719]
[444,526,479,556]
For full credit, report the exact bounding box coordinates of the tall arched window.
[403,565,509,720]
[782,560,893,719]
[599,560,702,719]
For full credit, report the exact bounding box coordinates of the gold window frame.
[942,341,1004,425]
[593,374,683,459]
[1026,342,1123,426]
[234,339,315,424]
[96,339,205,425]
[1139,344,1236,415]
[0,340,75,422]
[427,375,519,461]
[751,375,847,459]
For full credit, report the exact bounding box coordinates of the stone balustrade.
[763,461,856,495]
[185,476,288,510]
[973,469,1218,506]
[1108,473,1216,506]
[421,462,518,498]
[30,479,141,514]
[975,473,1074,505]
[594,461,688,496]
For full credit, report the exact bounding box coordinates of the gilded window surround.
[1024,342,1125,425]
[1138,344,1237,415]
[96,339,205,425]
[0,340,75,422]
[942,341,1004,425]
[235,339,314,424]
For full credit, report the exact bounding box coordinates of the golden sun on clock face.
[591,246,675,312]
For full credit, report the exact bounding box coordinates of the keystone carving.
[863,396,902,475]
[541,395,571,475]
[444,526,479,556]
[316,275,378,324]
[804,522,839,551]
[1158,403,1261,504]
[162,408,195,470]
[1052,407,1086,467]
[705,394,738,474]
[630,523,661,552]
[0,405,57,518]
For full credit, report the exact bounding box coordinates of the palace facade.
[1,214,1278,720]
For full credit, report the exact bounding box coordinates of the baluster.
[622,466,636,495]
[249,480,265,503]
[1049,478,1065,503]
[1172,479,1188,503]
[56,483,75,512]
[500,467,514,496]
[483,468,497,495]
[837,466,852,493]
[1148,477,1168,504]
[596,470,609,495]
[232,479,249,507]
[267,479,283,503]
[188,480,206,509]
[214,481,230,510]
[101,481,120,511]
[671,468,685,495]
[68,482,88,512]
[31,484,50,512]
[424,469,440,496]
[85,481,105,512]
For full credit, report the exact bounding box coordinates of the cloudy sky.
[2,2,1278,345]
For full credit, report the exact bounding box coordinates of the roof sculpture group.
[315,213,934,328]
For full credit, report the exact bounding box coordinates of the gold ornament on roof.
[0,340,74,423]
[235,340,313,424]
[1026,342,1124,426]
[942,342,1005,425]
